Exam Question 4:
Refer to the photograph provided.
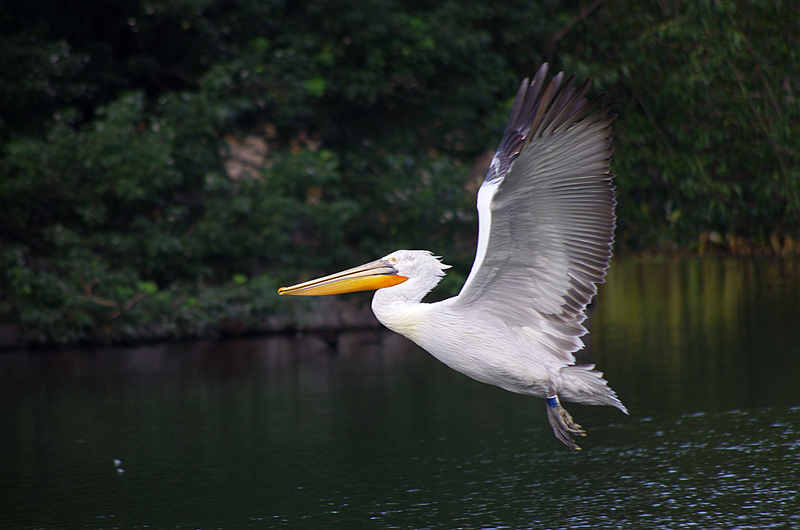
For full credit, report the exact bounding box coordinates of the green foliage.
[0,87,285,343]
[559,0,799,249]
[0,0,797,344]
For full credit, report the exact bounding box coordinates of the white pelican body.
[279,64,627,450]
[372,269,555,397]
[378,297,554,397]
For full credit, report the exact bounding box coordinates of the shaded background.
[1,0,798,345]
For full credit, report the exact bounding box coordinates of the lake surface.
[2,258,799,529]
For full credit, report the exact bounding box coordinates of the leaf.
[303,77,326,98]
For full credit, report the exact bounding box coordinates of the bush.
[1,0,797,344]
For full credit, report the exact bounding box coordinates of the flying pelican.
[278,63,627,450]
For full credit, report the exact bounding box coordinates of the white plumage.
[279,64,627,450]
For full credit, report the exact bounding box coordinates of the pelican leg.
[545,395,587,451]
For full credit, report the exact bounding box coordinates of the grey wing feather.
[455,64,615,363]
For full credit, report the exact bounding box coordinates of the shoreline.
[4,253,799,351]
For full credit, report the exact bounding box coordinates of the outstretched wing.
[454,63,615,363]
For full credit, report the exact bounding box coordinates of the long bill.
[277,259,408,296]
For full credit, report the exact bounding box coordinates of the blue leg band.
[546,395,559,408]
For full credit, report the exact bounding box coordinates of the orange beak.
[277,259,408,296]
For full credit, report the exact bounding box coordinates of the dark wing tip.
[488,64,606,184]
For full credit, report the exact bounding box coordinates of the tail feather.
[557,364,628,414]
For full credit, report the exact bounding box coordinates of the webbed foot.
[545,395,587,451]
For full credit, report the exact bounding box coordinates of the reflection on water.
[1,258,799,529]
[593,258,800,414]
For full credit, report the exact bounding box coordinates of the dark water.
[2,258,799,529]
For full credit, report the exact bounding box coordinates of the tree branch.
[549,0,607,52]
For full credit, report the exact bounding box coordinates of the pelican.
[278,63,627,450]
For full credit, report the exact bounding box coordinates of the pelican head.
[277,250,449,298]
